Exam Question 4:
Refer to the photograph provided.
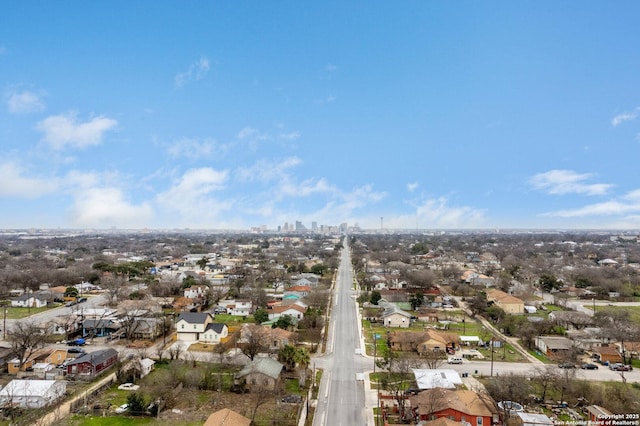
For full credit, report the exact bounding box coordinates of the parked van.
[447,357,463,364]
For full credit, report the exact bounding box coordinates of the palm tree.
[196,256,209,271]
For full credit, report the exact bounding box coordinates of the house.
[284,285,311,298]
[586,406,613,423]
[410,388,498,426]
[381,306,412,328]
[534,336,574,357]
[266,327,296,351]
[8,349,67,375]
[183,285,209,299]
[83,318,120,337]
[548,311,593,330]
[515,412,554,426]
[175,312,214,342]
[139,358,155,377]
[204,408,251,426]
[418,330,459,354]
[33,348,68,366]
[65,348,118,378]
[234,357,284,392]
[32,362,55,379]
[199,323,229,344]
[130,317,164,340]
[10,293,47,308]
[592,345,622,364]
[223,299,253,316]
[268,304,306,321]
[486,289,524,314]
[74,282,101,293]
[0,379,66,408]
[412,368,463,389]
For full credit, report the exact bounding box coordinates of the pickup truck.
[66,338,86,346]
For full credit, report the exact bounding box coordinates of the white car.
[115,403,129,414]
[118,383,140,391]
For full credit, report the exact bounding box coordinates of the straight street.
[314,238,371,426]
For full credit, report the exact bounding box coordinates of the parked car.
[67,347,85,354]
[403,387,420,395]
[67,338,86,346]
[78,297,88,303]
[115,403,129,414]
[580,363,599,370]
[558,362,576,369]
[609,363,632,371]
[118,383,140,391]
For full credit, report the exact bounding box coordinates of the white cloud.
[174,56,210,88]
[278,131,301,141]
[156,167,233,227]
[7,90,45,114]
[37,112,117,150]
[236,157,302,183]
[236,126,271,141]
[529,169,612,196]
[542,188,640,219]
[407,182,419,193]
[0,162,58,197]
[167,137,223,160]
[325,64,337,72]
[611,107,640,127]
[411,197,485,228]
[69,186,153,228]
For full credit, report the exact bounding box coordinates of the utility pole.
[490,336,496,376]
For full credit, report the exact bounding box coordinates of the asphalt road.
[313,240,370,426]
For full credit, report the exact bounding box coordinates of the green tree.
[64,286,79,298]
[127,392,147,416]
[370,290,382,305]
[310,263,327,276]
[273,314,294,330]
[409,292,424,310]
[253,308,269,324]
[277,345,310,372]
[539,274,561,292]
[196,256,209,271]
[181,275,197,289]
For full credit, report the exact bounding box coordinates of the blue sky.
[2,2,640,230]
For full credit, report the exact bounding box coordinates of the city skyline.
[2,3,640,231]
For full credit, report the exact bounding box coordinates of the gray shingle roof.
[177,312,212,324]
[66,348,118,366]
[235,357,283,380]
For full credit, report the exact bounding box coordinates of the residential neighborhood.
[0,229,638,425]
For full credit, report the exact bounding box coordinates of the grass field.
[582,304,640,324]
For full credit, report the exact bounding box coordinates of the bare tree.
[532,365,560,402]
[240,324,268,361]
[420,349,447,369]
[9,320,48,371]
[101,275,126,307]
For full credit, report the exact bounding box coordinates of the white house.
[198,323,229,344]
[268,304,306,321]
[139,358,155,378]
[220,299,253,316]
[0,379,66,408]
[183,285,209,299]
[10,294,47,308]
[176,312,214,342]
